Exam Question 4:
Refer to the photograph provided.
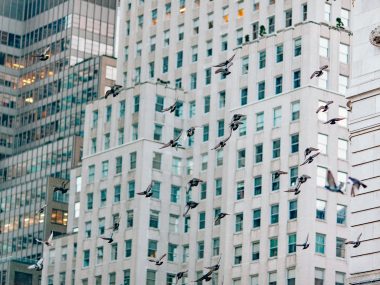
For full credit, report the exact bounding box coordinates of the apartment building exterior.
[347,1,380,284]
[0,0,116,284]
[43,0,353,284]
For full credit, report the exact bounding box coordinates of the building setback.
[44,0,353,284]
[347,1,380,284]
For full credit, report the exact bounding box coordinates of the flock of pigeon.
[100,52,367,283]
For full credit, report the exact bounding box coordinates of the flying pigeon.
[108,220,120,232]
[157,78,170,86]
[214,212,229,225]
[35,204,48,215]
[348,177,367,197]
[137,181,154,197]
[35,232,53,247]
[194,257,222,282]
[183,201,199,217]
[159,131,185,150]
[300,152,320,166]
[316,101,333,113]
[148,253,167,265]
[27,258,43,271]
[214,54,236,76]
[32,47,50,61]
[187,178,204,193]
[304,147,319,159]
[273,170,288,179]
[231,114,246,123]
[99,232,114,244]
[324,170,345,194]
[296,234,310,250]
[310,65,328,79]
[211,130,232,150]
[285,175,311,195]
[160,99,178,113]
[105,84,124,99]
[346,100,352,112]
[345,233,362,248]
[324,118,345,125]
[53,181,69,194]
[175,270,188,284]
[229,120,244,131]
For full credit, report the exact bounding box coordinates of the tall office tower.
[347,2,380,284]
[0,0,116,284]
[43,0,352,285]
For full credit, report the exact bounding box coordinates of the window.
[254,176,262,196]
[273,107,281,127]
[216,120,225,137]
[318,71,328,89]
[336,272,345,285]
[239,117,247,136]
[289,200,297,220]
[205,68,212,85]
[341,9,349,27]
[258,81,265,100]
[208,13,213,29]
[85,221,91,238]
[317,166,327,187]
[272,173,280,191]
[324,3,331,21]
[118,128,125,145]
[92,110,98,128]
[293,38,302,57]
[337,204,346,225]
[291,134,299,153]
[124,270,131,285]
[339,75,348,95]
[133,95,140,113]
[268,16,275,34]
[152,152,162,170]
[103,133,110,150]
[105,105,112,122]
[206,40,213,57]
[288,268,296,285]
[275,76,283,94]
[252,241,260,261]
[242,56,249,74]
[269,238,278,257]
[202,125,209,142]
[219,91,226,108]
[290,166,298,186]
[151,181,160,199]
[189,101,196,118]
[87,193,93,210]
[98,189,106,207]
[126,210,134,228]
[175,78,182,88]
[236,181,244,200]
[270,204,279,224]
[111,243,118,261]
[315,233,326,254]
[291,101,300,121]
[338,106,348,127]
[101,161,109,178]
[201,153,208,170]
[184,216,190,233]
[199,212,206,229]
[83,250,90,267]
[316,200,326,220]
[115,157,123,175]
[191,46,198,63]
[186,157,193,175]
[178,24,184,41]
[198,241,205,258]
[147,240,157,257]
[240,87,248,106]
[253,209,261,228]
[302,3,308,21]
[276,44,283,63]
[169,214,179,233]
[338,171,347,192]
[259,51,266,69]
[170,185,180,204]
[293,70,301,88]
[318,133,328,154]
[146,270,156,285]
[237,149,246,168]
[168,243,178,262]
[127,180,135,199]
[164,30,170,47]
[319,37,329,57]
[285,9,292,27]
[272,139,281,159]
[256,112,264,131]
[251,275,259,285]
[252,22,259,40]
[149,210,159,229]
[88,165,95,183]
[315,268,325,285]
[162,56,169,73]
[114,185,121,203]
[90,138,97,154]
[235,213,243,232]
[255,144,263,163]
[98,218,105,235]
[221,34,228,51]
[339,43,349,64]
[234,245,242,265]
[236,28,243,45]
[213,238,220,256]
[171,157,182,175]
[338,139,348,160]
[287,233,297,254]
[152,124,163,141]
[336,237,345,258]
[190,73,197,89]
[200,183,207,200]
[183,245,189,262]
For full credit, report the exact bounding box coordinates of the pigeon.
[105,84,124,99]
[214,54,235,76]
[296,234,310,250]
[35,232,53,247]
[346,100,352,112]
[298,174,311,184]
[137,181,154,197]
[108,220,120,232]
[273,170,288,179]
[178,126,201,145]
[187,178,204,193]
[304,147,319,159]
[229,120,244,131]
[285,174,311,195]
[32,47,50,61]
[53,181,69,194]
[284,187,302,195]
[35,204,48,215]
[315,101,333,113]
[211,130,233,150]
[157,78,170,86]
[194,257,221,282]
[345,233,362,248]
[300,152,320,166]
[175,270,188,284]
[99,232,114,244]
[324,118,345,125]
[231,114,245,123]
[348,177,367,197]
[27,258,43,271]
[160,99,178,113]
[183,201,199,217]
[310,65,328,79]
[214,212,229,225]
[159,131,185,150]
[324,170,345,194]
[336,17,344,29]
[148,253,167,265]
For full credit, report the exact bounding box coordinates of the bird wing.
[326,170,337,188]
[159,141,172,149]
[136,191,147,195]
[305,234,309,244]
[37,258,43,266]
[194,271,213,282]
[35,239,43,244]
[357,233,362,241]
[284,188,296,193]
[227,53,236,63]
[326,101,334,106]
[148,258,157,262]
[223,128,233,142]
[346,100,352,111]
[100,236,111,241]
[27,264,35,269]
[174,130,183,142]
[47,232,53,243]
[213,62,227,68]
[323,119,332,124]
[309,147,319,152]
[278,170,288,175]
[300,159,308,166]
[320,65,329,71]
[43,46,50,55]
[214,67,225,74]
[158,253,167,261]
[226,61,233,69]
[310,71,318,79]
[315,106,325,113]
[160,106,172,112]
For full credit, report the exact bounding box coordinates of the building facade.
[0,1,116,284]
[347,1,380,284]
[45,0,353,284]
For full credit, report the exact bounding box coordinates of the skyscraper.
[44,0,352,284]
[347,1,380,284]
[0,0,116,284]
